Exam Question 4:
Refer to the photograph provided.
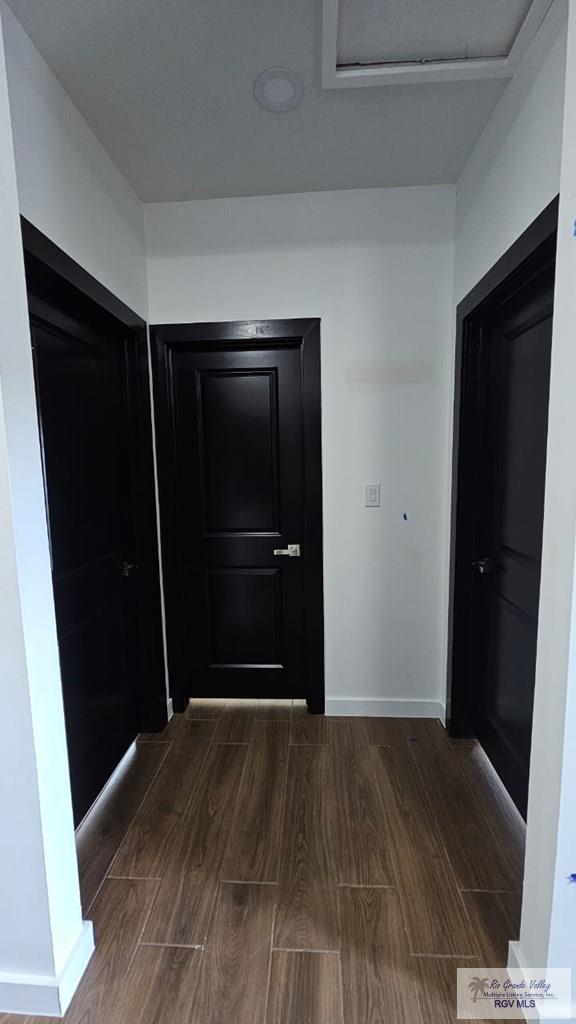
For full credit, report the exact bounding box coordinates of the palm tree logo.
[468,977,490,1003]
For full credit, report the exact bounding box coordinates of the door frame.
[151,318,325,714]
[20,217,168,733]
[446,196,559,738]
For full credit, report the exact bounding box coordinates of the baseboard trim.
[324,698,445,720]
[75,741,137,834]
[0,920,94,1016]
[506,942,531,1022]
[507,944,573,1022]
[508,940,526,974]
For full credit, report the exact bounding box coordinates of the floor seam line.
[262,903,277,1024]
[139,941,205,949]
[82,744,170,914]
[271,947,341,954]
[126,877,163,972]
[109,729,215,881]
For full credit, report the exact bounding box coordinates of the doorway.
[151,319,324,714]
[447,198,558,818]
[22,220,166,824]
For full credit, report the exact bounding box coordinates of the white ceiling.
[5,0,524,202]
[338,0,532,65]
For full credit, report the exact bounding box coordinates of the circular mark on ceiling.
[254,67,304,112]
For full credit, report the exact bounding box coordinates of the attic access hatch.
[322,0,554,87]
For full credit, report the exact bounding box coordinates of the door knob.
[121,561,139,577]
[273,544,301,557]
[473,557,495,576]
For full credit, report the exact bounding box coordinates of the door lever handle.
[273,544,301,557]
[473,557,495,576]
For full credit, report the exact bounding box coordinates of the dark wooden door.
[28,265,141,824]
[153,320,324,712]
[460,256,554,816]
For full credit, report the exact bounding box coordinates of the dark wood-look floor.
[0,702,525,1024]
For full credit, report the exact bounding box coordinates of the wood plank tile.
[187,699,227,720]
[339,886,422,1023]
[255,699,293,720]
[372,745,477,956]
[76,743,169,912]
[82,878,160,1005]
[221,720,289,882]
[109,720,216,878]
[414,956,481,1024]
[110,945,202,1024]
[2,707,532,1024]
[0,878,160,1024]
[139,713,197,742]
[461,891,522,967]
[274,746,340,951]
[451,740,525,890]
[212,704,256,743]
[365,717,439,747]
[266,951,343,1024]
[404,720,519,892]
[290,705,329,744]
[142,743,247,946]
[190,882,276,1024]
[328,719,396,885]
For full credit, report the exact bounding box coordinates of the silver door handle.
[473,557,495,576]
[273,544,301,557]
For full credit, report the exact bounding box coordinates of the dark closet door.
[153,320,324,712]
[468,263,554,815]
[172,346,304,696]
[28,270,140,824]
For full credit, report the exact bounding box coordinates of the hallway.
[1,701,525,1024]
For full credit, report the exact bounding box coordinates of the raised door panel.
[199,370,280,536]
[208,567,283,668]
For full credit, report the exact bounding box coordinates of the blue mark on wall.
[568,873,576,885]
[403,513,408,522]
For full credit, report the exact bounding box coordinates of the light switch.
[364,483,381,507]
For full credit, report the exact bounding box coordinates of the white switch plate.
[364,483,381,507]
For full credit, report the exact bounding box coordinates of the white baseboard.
[0,920,94,1016]
[167,697,174,721]
[508,940,526,973]
[507,944,574,1022]
[324,698,445,720]
[506,946,531,1022]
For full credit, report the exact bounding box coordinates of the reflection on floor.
[0,700,525,1024]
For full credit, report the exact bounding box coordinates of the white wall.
[454,0,567,305]
[145,186,455,715]
[515,0,576,984]
[0,2,147,319]
[0,13,93,1014]
[447,0,576,988]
